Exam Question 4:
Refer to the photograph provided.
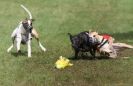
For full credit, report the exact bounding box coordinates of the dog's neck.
[96,35,112,53]
[95,35,103,43]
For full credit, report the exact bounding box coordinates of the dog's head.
[68,32,96,51]
[88,31,100,44]
[22,18,35,32]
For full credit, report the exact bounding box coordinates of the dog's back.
[68,31,96,58]
[78,31,92,51]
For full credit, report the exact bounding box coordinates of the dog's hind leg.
[113,43,133,49]
[32,28,46,52]
[7,37,15,52]
[74,50,79,59]
[16,34,22,53]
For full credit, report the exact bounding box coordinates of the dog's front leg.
[32,28,46,52]
[16,34,22,53]
[27,33,31,57]
[90,48,96,58]
[7,38,14,52]
[74,50,79,59]
[7,30,17,52]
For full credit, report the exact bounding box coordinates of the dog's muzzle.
[89,37,96,44]
[25,25,33,33]
[28,25,33,29]
[28,26,33,33]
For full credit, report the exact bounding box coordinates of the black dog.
[68,31,97,59]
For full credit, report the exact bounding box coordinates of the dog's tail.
[68,33,73,42]
[68,33,73,38]
[20,4,32,19]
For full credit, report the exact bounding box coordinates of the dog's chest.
[18,24,31,44]
[21,33,29,44]
[20,27,27,34]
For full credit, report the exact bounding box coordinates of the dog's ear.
[22,18,28,23]
[25,18,28,20]
[31,19,35,22]
[22,20,27,24]
[89,29,92,32]
[96,31,98,34]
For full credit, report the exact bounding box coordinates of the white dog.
[7,5,46,57]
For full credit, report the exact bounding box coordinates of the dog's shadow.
[68,55,109,60]
[11,51,27,57]
[11,51,44,57]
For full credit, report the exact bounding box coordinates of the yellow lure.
[55,56,73,69]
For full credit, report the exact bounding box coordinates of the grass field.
[0,0,133,86]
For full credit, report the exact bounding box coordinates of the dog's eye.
[93,35,96,37]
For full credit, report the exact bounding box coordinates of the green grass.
[0,0,133,86]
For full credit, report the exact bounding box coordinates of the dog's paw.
[42,48,47,52]
[7,49,10,53]
[28,56,31,58]
[41,47,46,52]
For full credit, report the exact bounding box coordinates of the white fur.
[7,44,13,52]
[27,33,31,57]
[39,42,46,52]
[97,36,112,53]
[28,20,31,25]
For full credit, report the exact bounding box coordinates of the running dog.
[68,31,97,59]
[7,5,46,57]
[89,31,133,58]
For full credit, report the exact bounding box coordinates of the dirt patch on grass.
[117,49,133,58]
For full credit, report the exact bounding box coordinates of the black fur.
[68,31,96,59]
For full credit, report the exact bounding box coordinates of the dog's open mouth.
[100,51,110,56]
[100,50,117,58]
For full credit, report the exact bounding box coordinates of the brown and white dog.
[7,5,46,57]
[89,31,133,58]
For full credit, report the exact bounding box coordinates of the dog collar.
[98,38,109,49]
